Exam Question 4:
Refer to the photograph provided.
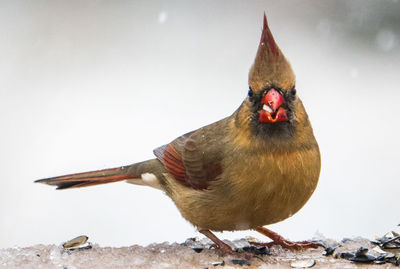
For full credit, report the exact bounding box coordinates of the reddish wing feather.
[153,144,190,187]
[153,130,223,190]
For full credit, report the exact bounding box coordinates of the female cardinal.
[36,14,321,255]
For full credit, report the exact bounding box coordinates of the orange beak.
[258,89,288,123]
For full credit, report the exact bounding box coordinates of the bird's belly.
[169,174,318,232]
[200,179,316,231]
[167,148,320,232]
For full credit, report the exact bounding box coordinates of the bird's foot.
[199,229,254,259]
[199,229,234,255]
[253,226,321,250]
[250,239,319,250]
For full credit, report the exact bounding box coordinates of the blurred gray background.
[1,0,399,248]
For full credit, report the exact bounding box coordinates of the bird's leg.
[252,226,320,250]
[199,229,234,255]
[199,230,255,259]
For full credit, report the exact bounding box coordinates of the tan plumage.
[36,13,321,255]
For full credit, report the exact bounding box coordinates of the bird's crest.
[249,13,295,91]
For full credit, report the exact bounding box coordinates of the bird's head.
[243,13,305,140]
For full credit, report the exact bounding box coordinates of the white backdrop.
[1,0,399,248]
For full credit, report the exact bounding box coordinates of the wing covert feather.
[153,129,223,190]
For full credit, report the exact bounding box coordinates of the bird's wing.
[153,129,223,190]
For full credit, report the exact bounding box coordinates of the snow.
[0,237,397,268]
[375,29,397,51]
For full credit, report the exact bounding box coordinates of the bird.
[35,13,321,256]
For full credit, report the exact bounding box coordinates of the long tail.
[35,166,134,190]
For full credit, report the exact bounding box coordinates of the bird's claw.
[209,243,254,260]
[250,239,320,250]
[254,226,322,250]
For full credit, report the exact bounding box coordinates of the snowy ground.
[1,237,398,269]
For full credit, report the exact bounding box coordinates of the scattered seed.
[211,260,225,266]
[242,245,270,255]
[323,246,337,256]
[63,235,89,249]
[231,259,251,266]
[355,247,368,256]
[290,259,316,268]
[350,254,376,263]
[192,247,203,253]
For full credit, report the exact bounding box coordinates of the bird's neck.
[229,101,317,154]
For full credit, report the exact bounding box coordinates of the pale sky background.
[1,0,399,248]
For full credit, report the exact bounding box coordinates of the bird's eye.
[290,88,296,96]
[248,87,253,98]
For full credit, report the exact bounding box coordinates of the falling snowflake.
[158,11,168,24]
[375,29,397,52]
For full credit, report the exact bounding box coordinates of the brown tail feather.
[35,166,135,190]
